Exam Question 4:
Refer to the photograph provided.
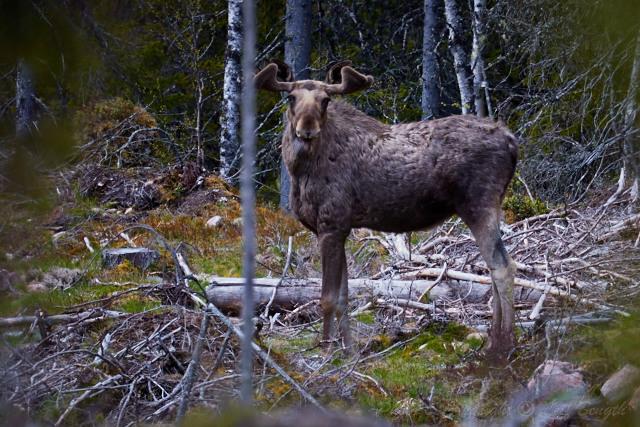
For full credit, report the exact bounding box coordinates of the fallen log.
[0,309,127,328]
[202,275,542,313]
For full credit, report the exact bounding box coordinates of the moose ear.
[326,65,374,95]
[325,60,353,84]
[254,62,294,92]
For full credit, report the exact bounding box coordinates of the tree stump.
[102,248,160,270]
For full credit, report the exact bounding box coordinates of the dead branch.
[186,291,325,411]
[0,309,126,328]
[263,235,294,318]
[404,267,626,314]
[175,311,210,423]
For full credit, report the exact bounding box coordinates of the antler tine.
[326,65,374,95]
[254,62,294,93]
[325,60,353,84]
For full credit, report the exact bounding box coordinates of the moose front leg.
[336,259,352,349]
[318,231,348,346]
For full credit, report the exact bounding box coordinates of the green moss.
[0,282,119,317]
[355,311,376,325]
[193,253,242,277]
[112,295,161,313]
[265,331,317,356]
[569,309,640,376]
[356,322,470,422]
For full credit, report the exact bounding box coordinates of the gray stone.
[40,267,83,290]
[102,248,160,270]
[601,364,640,402]
[466,332,488,342]
[206,215,223,228]
[527,360,587,401]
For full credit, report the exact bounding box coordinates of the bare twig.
[263,235,293,318]
[175,311,210,424]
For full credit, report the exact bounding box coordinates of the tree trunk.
[16,59,35,138]
[624,32,640,203]
[421,0,441,120]
[219,0,243,184]
[471,0,488,117]
[443,0,474,115]
[240,0,258,404]
[280,0,312,211]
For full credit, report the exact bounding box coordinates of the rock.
[527,360,587,402]
[601,364,640,402]
[466,332,488,342]
[39,267,83,290]
[102,247,160,270]
[0,269,20,293]
[206,215,223,228]
[629,386,640,411]
[27,283,47,293]
[232,217,243,227]
[124,207,134,215]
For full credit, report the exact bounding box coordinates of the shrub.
[503,193,548,223]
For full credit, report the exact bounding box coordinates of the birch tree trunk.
[624,32,640,204]
[240,0,257,403]
[280,0,312,211]
[421,0,440,120]
[444,0,474,115]
[219,0,243,184]
[16,59,35,139]
[471,0,488,117]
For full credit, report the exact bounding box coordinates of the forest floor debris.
[1,173,640,425]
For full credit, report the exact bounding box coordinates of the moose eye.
[321,97,330,111]
[287,95,296,107]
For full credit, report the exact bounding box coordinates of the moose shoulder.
[255,60,518,361]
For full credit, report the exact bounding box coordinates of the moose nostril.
[296,129,316,140]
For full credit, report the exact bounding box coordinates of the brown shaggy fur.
[256,61,518,361]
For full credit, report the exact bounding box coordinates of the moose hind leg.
[463,210,516,359]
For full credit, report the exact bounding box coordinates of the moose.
[255,60,518,359]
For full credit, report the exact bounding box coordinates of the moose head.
[255,60,374,142]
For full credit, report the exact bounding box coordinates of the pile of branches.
[355,177,639,332]
[0,305,241,426]
[72,165,165,210]
[68,160,206,211]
